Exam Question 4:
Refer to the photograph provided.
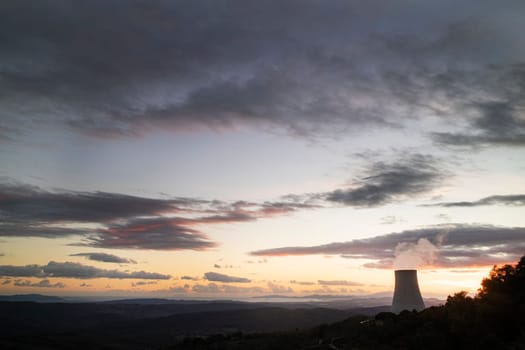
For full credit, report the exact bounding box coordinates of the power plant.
[391,269,425,313]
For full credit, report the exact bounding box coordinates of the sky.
[1,0,524,300]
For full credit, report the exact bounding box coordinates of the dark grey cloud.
[427,194,525,207]
[14,279,65,288]
[0,183,201,224]
[325,155,445,207]
[251,224,525,269]
[434,93,525,147]
[0,261,171,279]
[0,183,316,250]
[1,1,523,142]
[204,272,251,283]
[0,223,87,239]
[70,252,137,264]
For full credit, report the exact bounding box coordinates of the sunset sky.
[1,0,524,300]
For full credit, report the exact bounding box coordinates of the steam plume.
[393,238,438,270]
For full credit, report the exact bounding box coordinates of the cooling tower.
[391,269,425,313]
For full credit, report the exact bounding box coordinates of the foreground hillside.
[0,303,361,349]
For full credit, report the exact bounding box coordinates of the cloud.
[433,77,525,148]
[0,183,198,224]
[86,217,217,250]
[426,194,525,207]
[289,280,315,286]
[70,252,137,264]
[380,216,405,225]
[2,279,11,285]
[251,224,525,269]
[0,183,315,250]
[204,272,251,283]
[1,1,523,143]
[180,275,199,281]
[0,261,171,279]
[192,283,221,294]
[318,280,364,286]
[267,281,294,294]
[170,284,190,293]
[0,183,219,250]
[191,283,264,295]
[14,279,65,288]
[131,281,157,287]
[325,155,446,207]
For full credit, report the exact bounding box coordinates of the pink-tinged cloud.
[88,217,216,250]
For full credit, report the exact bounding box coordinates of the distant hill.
[0,294,64,303]
[0,301,355,348]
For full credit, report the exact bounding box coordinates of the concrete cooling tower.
[391,269,425,313]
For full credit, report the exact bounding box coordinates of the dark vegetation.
[1,255,524,349]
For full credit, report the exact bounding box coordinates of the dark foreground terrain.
[0,299,385,349]
[1,255,524,349]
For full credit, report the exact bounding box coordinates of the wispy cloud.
[251,224,525,269]
[191,283,265,295]
[425,194,525,207]
[70,252,137,264]
[131,281,157,287]
[433,81,525,147]
[180,275,199,281]
[0,261,171,280]
[204,272,251,283]
[267,281,294,294]
[325,155,446,207]
[318,280,364,286]
[14,279,65,288]
[0,183,199,223]
[289,280,315,286]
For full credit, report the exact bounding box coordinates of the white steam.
[393,238,439,270]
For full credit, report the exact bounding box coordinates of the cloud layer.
[251,224,525,269]
[1,158,445,252]
[1,1,524,144]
